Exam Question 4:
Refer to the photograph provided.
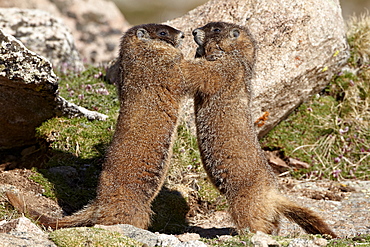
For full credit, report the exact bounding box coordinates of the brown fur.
[7,23,195,230]
[192,22,337,238]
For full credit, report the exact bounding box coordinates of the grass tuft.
[261,13,370,180]
[347,11,370,66]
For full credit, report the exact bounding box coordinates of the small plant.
[167,123,202,188]
[58,67,117,114]
[28,167,56,199]
[0,193,22,221]
[171,123,202,173]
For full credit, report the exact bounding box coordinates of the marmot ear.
[137,28,150,40]
[230,29,240,39]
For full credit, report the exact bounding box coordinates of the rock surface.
[251,231,280,247]
[0,217,57,247]
[0,29,59,149]
[0,0,130,64]
[0,30,107,151]
[163,0,349,137]
[96,224,208,247]
[0,8,84,72]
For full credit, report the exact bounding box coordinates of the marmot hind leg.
[226,188,281,234]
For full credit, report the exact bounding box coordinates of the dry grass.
[347,11,370,65]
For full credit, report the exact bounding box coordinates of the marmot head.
[124,23,185,48]
[192,22,255,63]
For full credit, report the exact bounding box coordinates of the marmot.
[7,23,193,229]
[192,22,337,238]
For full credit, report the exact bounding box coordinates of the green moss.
[28,168,56,199]
[262,96,337,163]
[37,116,116,160]
[49,227,143,247]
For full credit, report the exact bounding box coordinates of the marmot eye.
[159,31,168,36]
[212,28,221,33]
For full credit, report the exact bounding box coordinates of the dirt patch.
[0,169,63,220]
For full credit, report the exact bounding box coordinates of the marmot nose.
[192,29,201,37]
[179,32,185,39]
[192,29,204,45]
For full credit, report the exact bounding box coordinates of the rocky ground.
[0,169,369,246]
[187,178,370,238]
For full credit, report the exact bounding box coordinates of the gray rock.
[177,232,201,242]
[0,217,57,247]
[163,0,349,137]
[0,30,107,150]
[97,224,159,246]
[55,96,108,121]
[57,0,129,64]
[0,232,57,247]
[0,8,84,72]
[97,224,207,247]
[0,217,45,235]
[288,238,319,247]
[0,0,130,65]
[0,29,58,149]
[251,231,280,247]
[313,238,328,246]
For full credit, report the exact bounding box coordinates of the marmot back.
[192,22,337,238]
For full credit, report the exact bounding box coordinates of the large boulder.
[164,0,349,137]
[0,30,107,155]
[0,8,84,72]
[0,29,58,150]
[0,0,130,64]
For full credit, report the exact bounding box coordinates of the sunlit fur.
[191,22,337,238]
[7,24,195,229]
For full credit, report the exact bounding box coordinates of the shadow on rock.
[188,226,237,239]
